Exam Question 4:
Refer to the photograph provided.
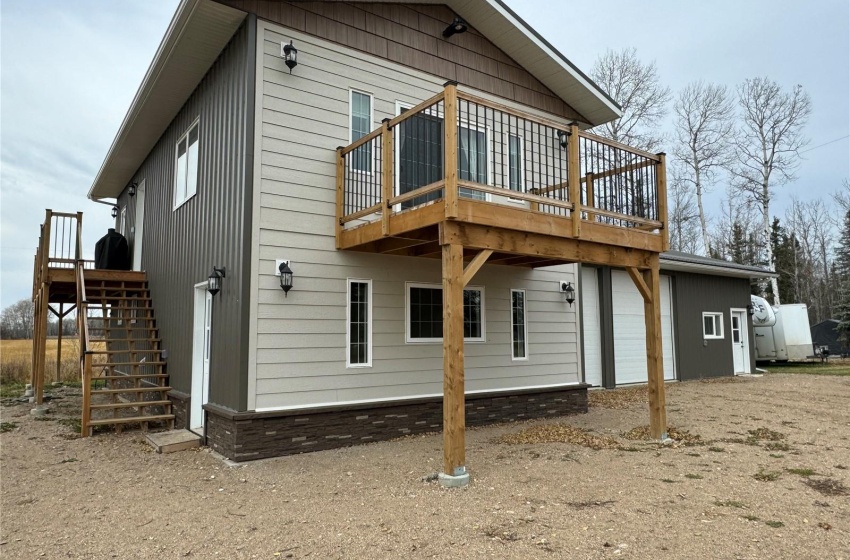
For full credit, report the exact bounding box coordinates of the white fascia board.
[660,259,778,279]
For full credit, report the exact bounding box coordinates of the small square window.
[406,283,485,343]
[703,312,724,339]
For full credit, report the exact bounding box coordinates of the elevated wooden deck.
[336,84,670,480]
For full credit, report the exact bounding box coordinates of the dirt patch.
[588,385,648,409]
[2,373,849,559]
[622,425,704,446]
[493,423,621,449]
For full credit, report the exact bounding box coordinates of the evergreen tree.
[835,210,850,346]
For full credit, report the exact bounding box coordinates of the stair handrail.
[76,260,92,436]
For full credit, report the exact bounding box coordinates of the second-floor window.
[350,90,373,172]
[174,120,199,209]
[508,134,523,192]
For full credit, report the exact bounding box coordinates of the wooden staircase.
[31,210,175,437]
[79,272,175,435]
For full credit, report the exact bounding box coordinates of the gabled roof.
[88,0,622,199]
[661,251,778,279]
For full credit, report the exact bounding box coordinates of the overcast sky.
[1,0,848,310]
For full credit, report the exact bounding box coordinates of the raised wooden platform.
[145,429,202,454]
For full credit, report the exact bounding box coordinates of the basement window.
[406,282,485,343]
[174,119,200,209]
[703,312,724,339]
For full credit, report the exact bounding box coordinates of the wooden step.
[87,414,174,427]
[94,373,168,380]
[89,349,163,355]
[95,326,159,331]
[88,306,154,312]
[95,338,161,343]
[87,295,152,301]
[100,361,166,367]
[90,400,172,410]
[91,386,171,396]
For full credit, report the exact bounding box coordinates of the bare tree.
[590,48,671,152]
[730,77,812,304]
[832,178,850,214]
[673,82,735,255]
[667,164,703,253]
[0,298,34,340]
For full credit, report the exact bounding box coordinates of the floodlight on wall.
[128,183,137,197]
[282,40,298,73]
[560,281,576,307]
[278,261,293,296]
[111,206,119,219]
[442,16,469,38]
[207,266,226,296]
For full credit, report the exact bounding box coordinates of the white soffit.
[88,0,246,199]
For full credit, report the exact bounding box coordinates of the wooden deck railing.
[336,83,668,249]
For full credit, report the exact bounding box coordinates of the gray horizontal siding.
[248,20,582,411]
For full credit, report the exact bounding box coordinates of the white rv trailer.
[751,295,813,362]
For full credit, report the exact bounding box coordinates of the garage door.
[612,271,676,384]
[581,267,602,387]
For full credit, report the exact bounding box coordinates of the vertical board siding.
[217,0,583,121]
[252,20,581,411]
[670,272,755,379]
[116,21,253,411]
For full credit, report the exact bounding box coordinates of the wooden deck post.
[335,147,345,249]
[33,281,50,406]
[442,242,466,480]
[56,302,63,383]
[444,81,459,220]
[568,124,581,238]
[381,119,394,237]
[629,256,667,439]
[656,153,669,252]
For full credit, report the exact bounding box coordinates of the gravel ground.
[1,374,849,559]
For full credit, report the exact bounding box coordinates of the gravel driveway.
[1,373,848,559]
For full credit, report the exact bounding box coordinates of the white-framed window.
[458,120,489,201]
[173,119,200,209]
[119,207,127,236]
[511,289,528,360]
[347,279,372,367]
[703,312,724,339]
[507,133,524,193]
[349,89,374,173]
[405,282,485,343]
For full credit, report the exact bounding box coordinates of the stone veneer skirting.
[168,390,190,430]
[202,384,589,462]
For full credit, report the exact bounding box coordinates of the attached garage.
[580,252,775,387]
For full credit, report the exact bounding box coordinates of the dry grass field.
[0,338,81,386]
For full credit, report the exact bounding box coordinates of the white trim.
[247,21,266,411]
[253,381,586,413]
[483,0,621,119]
[510,288,529,361]
[702,311,724,339]
[173,117,200,210]
[405,282,486,344]
[119,206,127,236]
[346,278,373,368]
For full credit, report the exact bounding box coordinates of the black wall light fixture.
[561,281,576,307]
[128,183,137,197]
[282,40,298,73]
[442,16,468,38]
[278,261,293,296]
[557,130,569,149]
[208,266,226,296]
[111,206,119,219]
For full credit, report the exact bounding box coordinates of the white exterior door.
[612,271,676,385]
[132,180,146,271]
[580,267,603,387]
[731,309,750,374]
[191,285,212,434]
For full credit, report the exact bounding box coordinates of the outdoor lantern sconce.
[557,130,569,149]
[111,206,119,219]
[128,183,137,197]
[282,40,298,73]
[442,16,469,38]
[747,303,755,316]
[278,261,293,296]
[207,266,226,296]
[561,281,576,307]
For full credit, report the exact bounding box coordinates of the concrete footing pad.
[146,429,202,454]
[30,406,47,417]
[438,472,471,488]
